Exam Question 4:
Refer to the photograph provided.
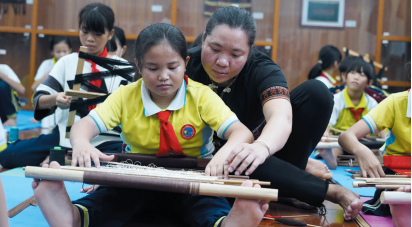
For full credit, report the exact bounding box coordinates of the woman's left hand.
[225,143,269,176]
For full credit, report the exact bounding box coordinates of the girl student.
[321,60,379,169]
[33,23,268,227]
[0,64,25,126]
[32,36,72,92]
[308,45,342,89]
[31,36,72,132]
[106,26,127,57]
[185,6,362,220]
[0,3,128,169]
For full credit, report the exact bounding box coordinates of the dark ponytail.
[308,45,342,80]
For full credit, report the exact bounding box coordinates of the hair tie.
[318,60,323,64]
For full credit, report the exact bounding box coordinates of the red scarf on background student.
[319,71,337,86]
[84,47,108,111]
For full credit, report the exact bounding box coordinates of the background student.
[308,45,342,89]
[321,60,378,169]
[31,36,72,132]
[0,64,25,126]
[0,3,128,169]
[106,26,127,57]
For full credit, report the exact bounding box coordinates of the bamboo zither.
[25,166,278,201]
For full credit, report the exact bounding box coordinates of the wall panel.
[37,0,171,34]
[0,3,33,28]
[277,0,378,90]
[176,0,274,41]
[382,0,411,37]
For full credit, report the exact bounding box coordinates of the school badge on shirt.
[181,124,196,140]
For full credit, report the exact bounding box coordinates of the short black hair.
[50,36,72,51]
[106,26,126,52]
[204,6,256,57]
[133,23,187,80]
[78,3,114,34]
[339,56,360,73]
[346,59,374,81]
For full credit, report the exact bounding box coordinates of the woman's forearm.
[258,99,292,156]
[220,123,254,154]
[37,94,58,109]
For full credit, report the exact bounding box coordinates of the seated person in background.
[106,26,127,57]
[339,63,411,222]
[329,55,358,94]
[0,64,25,126]
[31,36,72,132]
[320,60,378,169]
[307,45,342,89]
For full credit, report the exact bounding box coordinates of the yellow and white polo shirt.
[89,78,238,158]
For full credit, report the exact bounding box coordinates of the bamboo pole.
[25,167,278,201]
[380,191,411,205]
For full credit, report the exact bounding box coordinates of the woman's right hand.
[354,146,385,178]
[56,92,72,109]
[71,143,114,168]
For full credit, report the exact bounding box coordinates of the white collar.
[407,91,411,118]
[141,80,186,117]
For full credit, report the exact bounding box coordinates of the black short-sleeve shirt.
[186,46,288,133]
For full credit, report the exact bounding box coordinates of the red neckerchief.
[319,72,337,86]
[80,47,108,111]
[156,75,189,157]
[349,108,364,122]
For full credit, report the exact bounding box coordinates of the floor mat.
[1,170,88,227]
[309,152,376,197]
[4,110,41,133]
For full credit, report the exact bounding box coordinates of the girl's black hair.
[78,3,114,34]
[204,6,256,57]
[133,23,187,81]
[346,59,373,81]
[308,45,342,80]
[106,26,126,52]
[50,36,72,51]
[338,56,359,74]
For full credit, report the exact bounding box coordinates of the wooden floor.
[1,128,360,226]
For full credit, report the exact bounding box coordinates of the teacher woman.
[186,6,362,221]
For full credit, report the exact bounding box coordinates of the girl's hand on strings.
[80,184,99,194]
[225,143,268,177]
[56,92,72,109]
[205,150,230,179]
[354,146,385,178]
[71,143,114,168]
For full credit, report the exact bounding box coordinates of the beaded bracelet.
[253,139,271,158]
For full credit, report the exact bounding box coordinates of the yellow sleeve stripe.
[214,216,226,227]
[74,204,89,227]
[362,114,378,135]
[0,143,7,152]
[89,110,107,133]
[217,115,239,139]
